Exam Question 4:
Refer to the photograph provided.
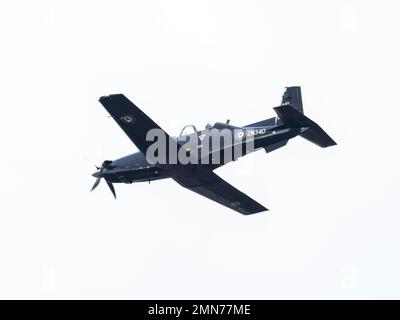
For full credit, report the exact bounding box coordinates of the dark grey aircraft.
[91,87,336,214]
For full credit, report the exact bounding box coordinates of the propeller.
[91,161,116,199]
[106,180,116,199]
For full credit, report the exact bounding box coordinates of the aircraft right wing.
[173,170,268,215]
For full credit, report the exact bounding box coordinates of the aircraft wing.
[99,94,175,155]
[173,171,268,215]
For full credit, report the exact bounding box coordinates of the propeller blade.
[106,180,116,199]
[91,177,101,192]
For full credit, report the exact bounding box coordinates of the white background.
[0,0,399,299]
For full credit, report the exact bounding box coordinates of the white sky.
[0,0,399,299]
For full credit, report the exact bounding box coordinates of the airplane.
[91,86,336,215]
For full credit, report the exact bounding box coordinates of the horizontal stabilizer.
[274,105,337,148]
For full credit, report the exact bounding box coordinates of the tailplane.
[274,104,336,148]
[246,86,336,148]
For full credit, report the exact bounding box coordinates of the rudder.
[281,87,303,114]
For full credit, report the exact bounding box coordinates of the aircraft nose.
[92,171,101,178]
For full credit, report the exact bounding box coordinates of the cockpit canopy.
[178,124,198,139]
[178,121,237,140]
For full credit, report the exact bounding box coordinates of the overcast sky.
[0,0,399,299]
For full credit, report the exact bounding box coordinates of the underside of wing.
[173,170,268,215]
[99,94,175,155]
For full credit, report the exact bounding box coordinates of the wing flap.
[173,171,268,215]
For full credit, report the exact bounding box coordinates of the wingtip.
[241,207,269,215]
[321,140,337,148]
[99,94,125,103]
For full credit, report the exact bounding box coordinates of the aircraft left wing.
[173,171,268,215]
[99,94,175,155]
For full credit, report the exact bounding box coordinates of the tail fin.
[246,86,304,128]
[273,105,337,148]
[245,86,336,148]
[281,86,303,114]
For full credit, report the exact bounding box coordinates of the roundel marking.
[121,114,136,124]
[236,131,245,140]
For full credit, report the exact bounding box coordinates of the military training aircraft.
[91,87,336,215]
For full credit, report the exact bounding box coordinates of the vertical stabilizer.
[281,86,303,114]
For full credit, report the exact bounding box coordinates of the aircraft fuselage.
[101,124,304,184]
